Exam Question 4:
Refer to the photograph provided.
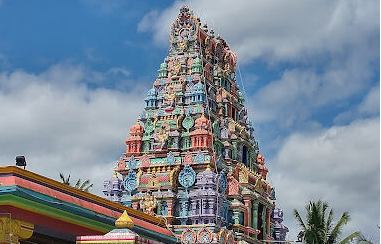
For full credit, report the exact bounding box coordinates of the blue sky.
[0,0,379,242]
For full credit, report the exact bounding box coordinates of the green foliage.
[294,200,359,244]
[59,173,93,192]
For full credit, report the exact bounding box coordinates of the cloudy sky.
[0,0,379,242]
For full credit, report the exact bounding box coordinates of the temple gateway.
[103,6,288,244]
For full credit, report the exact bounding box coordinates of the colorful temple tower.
[104,6,287,244]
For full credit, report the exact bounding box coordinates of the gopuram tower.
[103,6,288,244]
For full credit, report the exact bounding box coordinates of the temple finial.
[115,210,134,229]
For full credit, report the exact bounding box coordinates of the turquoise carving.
[179,164,196,189]
[217,155,222,169]
[167,151,176,165]
[182,114,194,131]
[218,170,228,193]
[124,169,137,192]
[194,150,205,164]
[144,119,154,134]
[128,156,137,170]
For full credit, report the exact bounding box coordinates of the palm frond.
[325,209,334,243]
[59,172,71,185]
[338,231,359,244]
[328,211,350,243]
[79,179,90,190]
[83,183,93,192]
[75,179,81,188]
[294,209,306,230]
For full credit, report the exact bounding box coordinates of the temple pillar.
[266,208,271,237]
[233,209,240,225]
[243,198,252,227]
[262,205,267,239]
[252,200,259,237]
[232,141,237,160]
[167,199,174,216]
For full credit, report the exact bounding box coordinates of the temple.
[103,6,288,244]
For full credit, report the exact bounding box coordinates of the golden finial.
[205,164,212,171]
[112,171,117,178]
[115,210,134,229]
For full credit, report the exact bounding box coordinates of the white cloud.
[139,0,379,63]
[334,84,380,124]
[0,63,146,195]
[268,117,380,241]
[247,51,377,128]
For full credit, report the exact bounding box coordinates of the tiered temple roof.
[103,6,288,244]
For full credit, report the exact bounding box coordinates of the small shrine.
[103,5,288,244]
[76,210,164,244]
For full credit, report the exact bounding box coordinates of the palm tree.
[59,172,71,185]
[294,200,359,244]
[74,178,93,192]
[59,173,93,192]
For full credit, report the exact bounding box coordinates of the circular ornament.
[124,170,137,192]
[144,119,154,134]
[181,229,196,244]
[182,114,194,131]
[179,164,196,189]
[197,228,212,243]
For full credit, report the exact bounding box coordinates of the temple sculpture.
[103,6,288,244]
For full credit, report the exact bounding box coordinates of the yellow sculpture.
[178,38,187,52]
[172,60,181,75]
[115,210,134,229]
[139,192,157,216]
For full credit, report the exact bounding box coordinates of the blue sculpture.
[167,151,176,165]
[218,170,228,194]
[179,164,196,189]
[217,155,222,169]
[124,169,137,192]
[194,150,205,164]
[128,156,137,170]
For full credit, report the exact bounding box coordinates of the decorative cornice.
[0,166,166,228]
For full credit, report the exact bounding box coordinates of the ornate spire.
[115,210,134,229]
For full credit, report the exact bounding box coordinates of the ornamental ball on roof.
[194,82,204,91]
[146,88,157,98]
[191,57,202,67]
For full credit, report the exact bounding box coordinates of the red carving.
[117,157,125,171]
[141,154,150,168]
[227,175,239,195]
[184,151,193,165]
[125,121,143,157]
[256,153,268,179]
[189,114,213,150]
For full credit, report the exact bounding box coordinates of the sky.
[0,0,379,242]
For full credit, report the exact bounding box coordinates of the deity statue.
[172,60,181,75]
[164,86,176,112]
[139,192,157,216]
[155,122,170,149]
[178,38,187,52]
